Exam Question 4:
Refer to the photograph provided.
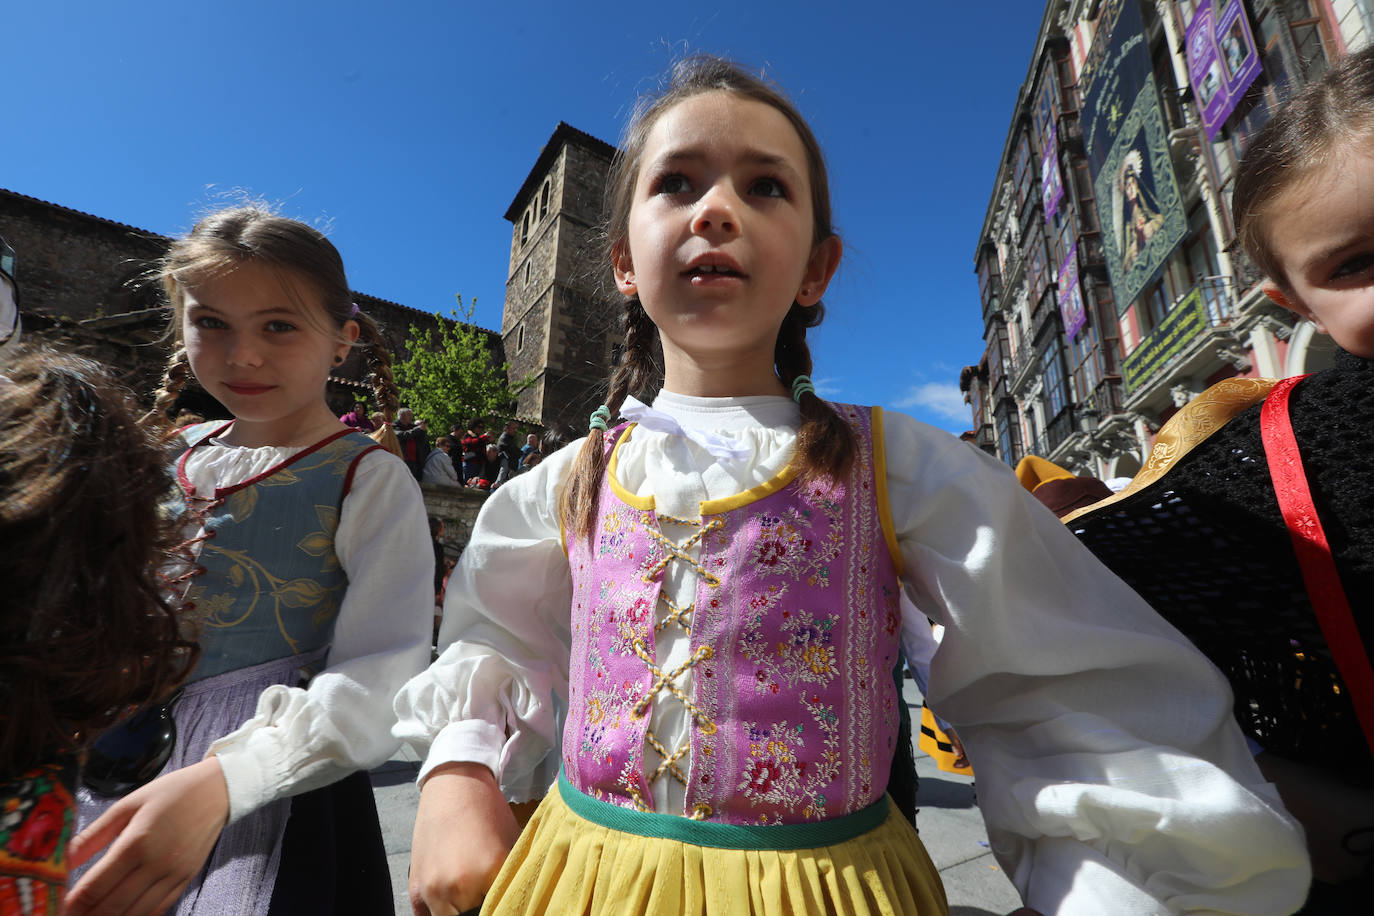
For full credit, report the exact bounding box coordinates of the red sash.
[1261,375,1374,755]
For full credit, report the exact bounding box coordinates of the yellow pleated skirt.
[481,778,949,916]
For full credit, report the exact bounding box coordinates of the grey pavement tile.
[387,851,411,916]
[938,852,1023,914]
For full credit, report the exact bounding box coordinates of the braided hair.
[564,56,855,539]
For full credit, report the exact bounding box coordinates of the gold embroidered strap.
[1063,377,1278,524]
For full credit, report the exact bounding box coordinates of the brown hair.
[1,348,197,774]
[563,55,856,538]
[148,206,400,439]
[1233,45,1374,288]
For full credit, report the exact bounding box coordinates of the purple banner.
[1186,0,1262,140]
[1058,243,1087,341]
[1042,124,1064,223]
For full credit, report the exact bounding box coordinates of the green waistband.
[556,772,890,850]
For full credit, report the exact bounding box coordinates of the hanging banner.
[1080,0,1187,315]
[1185,0,1263,140]
[1033,76,1063,224]
[1121,286,1207,392]
[1058,243,1087,341]
[1042,124,1064,222]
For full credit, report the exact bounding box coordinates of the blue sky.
[6,0,1046,433]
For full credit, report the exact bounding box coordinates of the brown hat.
[1014,455,1113,519]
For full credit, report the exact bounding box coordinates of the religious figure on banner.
[1114,148,1165,275]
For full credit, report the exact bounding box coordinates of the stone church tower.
[501,123,622,432]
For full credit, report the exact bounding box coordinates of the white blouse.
[183,432,433,824]
[393,393,1309,915]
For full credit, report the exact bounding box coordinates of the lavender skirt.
[76,649,327,916]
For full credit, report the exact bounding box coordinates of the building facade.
[966,0,1369,479]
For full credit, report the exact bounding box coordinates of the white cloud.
[812,376,842,398]
[894,382,969,423]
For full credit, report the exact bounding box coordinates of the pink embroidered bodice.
[562,403,903,825]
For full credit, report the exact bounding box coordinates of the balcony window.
[977,247,1002,308]
[1143,279,1170,332]
[996,402,1023,466]
[1013,135,1034,207]
[1039,336,1071,420]
[1026,229,1050,306]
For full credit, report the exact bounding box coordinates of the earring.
[333,355,344,365]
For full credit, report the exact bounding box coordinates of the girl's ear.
[1262,281,1327,333]
[612,242,637,297]
[336,319,361,362]
[797,236,843,307]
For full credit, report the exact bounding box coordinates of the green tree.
[394,295,529,435]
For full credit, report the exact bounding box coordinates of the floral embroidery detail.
[752,506,840,585]
[564,407,900,824]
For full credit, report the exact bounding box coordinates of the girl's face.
[1264,142,1374,358]
[613,91,840,394]
[181,261,358,446]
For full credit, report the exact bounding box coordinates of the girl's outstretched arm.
[65,758,229,916]
[394,443,575,796]
[408,762,521,916]
[882,411,1309,916]
[393,443,577,903]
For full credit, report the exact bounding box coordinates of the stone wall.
[1,188,499,415]
[419,483,489,564]
[0,189,167,323]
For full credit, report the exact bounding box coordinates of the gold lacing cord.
[642,515,724,587]
[628,513,723,813]
[631,641,716,731]
[656,594,693,635]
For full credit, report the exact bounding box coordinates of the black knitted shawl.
[1071,350,1373,781]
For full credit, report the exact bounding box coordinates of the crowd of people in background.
[358,410,552,491]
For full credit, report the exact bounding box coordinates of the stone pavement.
[370,680,1022,915]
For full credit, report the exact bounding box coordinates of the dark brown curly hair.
[0,348,198,776]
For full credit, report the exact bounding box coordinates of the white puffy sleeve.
[883,411,1309,915]
[208,449,434,823]
[392,445,575,802]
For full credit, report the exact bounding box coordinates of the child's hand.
[66,757,230,916]
[409,761,521,916]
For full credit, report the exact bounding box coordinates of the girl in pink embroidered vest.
[65,207,434,916]
[394,57,1308,916]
